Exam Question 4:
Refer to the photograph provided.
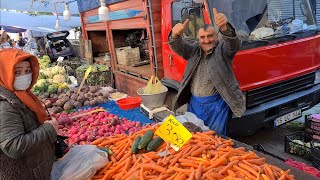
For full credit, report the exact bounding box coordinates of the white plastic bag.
[51,145,109,180]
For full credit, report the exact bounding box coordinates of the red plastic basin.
[116,97,142,110]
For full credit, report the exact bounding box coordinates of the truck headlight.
[315,70,320,85]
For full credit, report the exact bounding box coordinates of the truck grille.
[246,72,316,108]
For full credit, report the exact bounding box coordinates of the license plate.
[274,109,302,127]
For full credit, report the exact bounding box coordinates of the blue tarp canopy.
[0,10,81,32]
[1,0,79,15]
[76,0,124,13]
[0,26,26,33]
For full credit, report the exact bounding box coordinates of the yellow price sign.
[155,115,192,151]
[84,66,92,79]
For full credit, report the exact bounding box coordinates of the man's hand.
[172,19,190,38]
[213,8,228,32]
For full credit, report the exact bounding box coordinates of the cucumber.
[146,137,164,152]
[131,135,141,154]
[138,130,154,149]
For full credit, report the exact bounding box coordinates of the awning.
[0,10,81,32]
[0,26,26,33]
[1,0,79,15]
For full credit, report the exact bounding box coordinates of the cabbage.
[35,79,49,92]
[47,84,58,94]
[52,74,66,84]
[51,66,66,76]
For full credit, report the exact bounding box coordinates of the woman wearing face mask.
[0,49,59,180]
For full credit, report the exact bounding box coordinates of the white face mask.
[14,73,33,91]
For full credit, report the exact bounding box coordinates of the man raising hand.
[169,8,245,135]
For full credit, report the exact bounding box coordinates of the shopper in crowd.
[0,49,58,180]
[169,8,245,135]
[0,31,12,49]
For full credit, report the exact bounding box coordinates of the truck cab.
[161,0,320,136]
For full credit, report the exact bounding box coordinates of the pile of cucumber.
[131,130,164,154]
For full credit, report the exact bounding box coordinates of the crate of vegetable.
[305,114,320,138]
[76,64,110,86]
[285,131,313,159]
[311,141,320,169]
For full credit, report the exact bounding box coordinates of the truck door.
[162,0,207,85]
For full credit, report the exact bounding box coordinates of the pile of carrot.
[88,126,295,180]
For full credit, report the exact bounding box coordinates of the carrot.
[103,157,127,178]
[188,171,196,180]
[97,162,113,175]
[176,173,188,180]
[141,163,167,174]
[278,169,290,180]
[261,174,271,180]
[139,167,145,180]
[207,172,224,179]
[99,136,126,146]
[169,166,192,174]
[122,164,141,180]
[124,156,132,172]
[243,160,261,172]
[264,164,276,180]
[91,137,106,145]
[195,163,202,180]
[238,162,259,176]
[116,143,131,160]
[227,169,236,177]
[184,145,200,157]
[91,175,104,179]
[191,145,211,157]
[233,165,256,179]
[218,160,239,175]
[247,158,266,166]
[110,155,117,163]
[180,160,200,168]
[206,157,227,170]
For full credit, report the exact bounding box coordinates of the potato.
[63,101,75,111]
[89,100,98,106]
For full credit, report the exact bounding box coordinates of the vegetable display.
[56,107,153,145]
[90,127,295,180]
[40,85,113,114]
[32,65,70,95]
[76,64,110,86]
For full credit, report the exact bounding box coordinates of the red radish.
[79,134,87,141]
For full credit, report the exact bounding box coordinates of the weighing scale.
[140,104,175,122]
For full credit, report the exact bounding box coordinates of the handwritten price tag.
[84,66,92,79]
[57,56,64,62]
[155,115,192,151]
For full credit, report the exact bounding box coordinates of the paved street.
[236,103,320,166]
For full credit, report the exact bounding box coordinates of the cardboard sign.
[155,115,192,151]
[57,56,64,62]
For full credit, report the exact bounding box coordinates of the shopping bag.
[51,145,109,180]
[144,76,164,94]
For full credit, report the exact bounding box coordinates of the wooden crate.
[116,46,140,66]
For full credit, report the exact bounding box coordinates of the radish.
[79,134,87,141]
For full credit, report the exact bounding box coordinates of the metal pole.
[147,0,158,77]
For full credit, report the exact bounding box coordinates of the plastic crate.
[305,114,320,137]
[285,131,312,159]
[311,141,320,169]
[116,46,140,66]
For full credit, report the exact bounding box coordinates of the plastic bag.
[51,145,109,180]
[144,76,164,94]
[159,112,210,132]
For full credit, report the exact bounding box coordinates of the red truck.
[79,0,320,136]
